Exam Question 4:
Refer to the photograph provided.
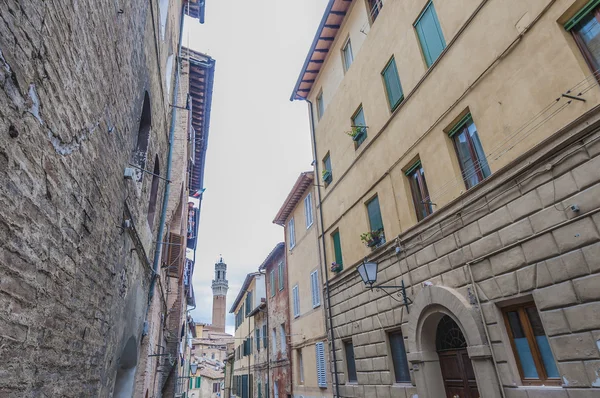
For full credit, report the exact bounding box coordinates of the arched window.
[133,92,151,182]
[147,155,160,228]
[113,336,138,397]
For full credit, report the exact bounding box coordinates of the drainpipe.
[149,4,186,304]
[304,99,340,398]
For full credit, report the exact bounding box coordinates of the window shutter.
[256,328,261,352]
[332,231,343,266]
[263,325,267,348]
[316,342,327,387]
[270,271,276,297]
[165,233,185,277]
[382,58,403,109]
[415,2,446,67]
[278,262,285,291]
[293,285,300,317]
[310,271,320,307]
[367,196,384,232]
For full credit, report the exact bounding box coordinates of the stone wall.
[326,109,600,398]
[0,0,181,396]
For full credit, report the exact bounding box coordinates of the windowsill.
[392,382,413,387]
[306,222,313,229]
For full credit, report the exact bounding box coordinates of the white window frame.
[310,270,321,308]
[292,285,300,318]
[304,192,313,228]
[288,218,296,249]
[316,341,327,387]
[316,91,324,121]
[341,37,354,72]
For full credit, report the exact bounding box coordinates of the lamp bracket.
[371,279,412,314]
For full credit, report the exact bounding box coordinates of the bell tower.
[211,256,229,332]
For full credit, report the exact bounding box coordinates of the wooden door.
[439,349,479,398]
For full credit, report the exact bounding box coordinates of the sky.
[183,0,328,335]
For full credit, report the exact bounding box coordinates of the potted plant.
[331,262,343,274]
[322,169,332,184]
[360,230,384,248]
[346,126,366,142]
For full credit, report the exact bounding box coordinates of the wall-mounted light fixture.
[357,258,413,313]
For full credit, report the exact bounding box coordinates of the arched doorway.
[436,315,479,398]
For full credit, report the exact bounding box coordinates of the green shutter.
[190,378,193,389]
[448,113,472,138]
[404,160,422,176]
[270,271,275,297]
[382,58,404,110]
[565,0,600,30]
[332,231,343,265]
[196,377,201,388]
[415,2,446,67]
[366,196,384,232]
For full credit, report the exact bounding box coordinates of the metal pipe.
[305,99,340,397]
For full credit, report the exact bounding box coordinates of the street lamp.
[356,258,413,313]
[190,362,198,376]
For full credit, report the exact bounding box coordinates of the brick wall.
[0,1,181,396]
[326,110,600,397]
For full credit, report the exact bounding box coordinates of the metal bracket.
[562,93,586,102]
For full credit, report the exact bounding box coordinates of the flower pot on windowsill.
[331,263,343,274]
[366,237,382,248]
[360,230,384,248]
[322,170,332,184]
[347,126,366,142]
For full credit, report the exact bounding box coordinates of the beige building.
[188,367,225,398]
[291,0,600,397]
[273,173,334,398]
[229,272,267,398]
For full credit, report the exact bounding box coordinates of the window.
[165,54,174,96]
[280,324,287,353]
[211,353,215,359]
[304,193,313,228]
[297,349,305,384]
[245,291,253,316]
[147,155,160,228]
[274,382,279,398]
[332,231,343,267]
[256,328,261,352]
[406,160,432,221]
[367,0,384,23]
[159,0,169,39]
[270,270,276,297]
[323,153,333,185]
[503,302,559,385]
[213,382,221,393]
[366,196,385,240]
[195,376,201,388]
[351,106,368,147]
[342,38,354,72]
[263,324,267,348]
[272,329,277,353]
[449,114,490,189]
[258,381,262,398]
[389,331,411,383]
[292,285,300,318]
[278,261,285,291]
[567,1,600,73]
[316,91,324,121]
[415,1,446,67]
[310,270,321,308]
[344,340,357,383]
[316,341,327,387]
[288,219,296,249]
[381,57,404,111]
[134,92,151,183]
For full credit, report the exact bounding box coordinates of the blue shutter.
[366,196,384,232]
[316,342,327,387]
[415,2,446,67]
[382,58,403,110]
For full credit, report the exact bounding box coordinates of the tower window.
[147,155,160,228]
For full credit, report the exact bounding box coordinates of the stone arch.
[147,155,160,228]
[405,285,502,398]
[113,335,139,398]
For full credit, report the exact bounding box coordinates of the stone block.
[499,218,534,246]
[434,234,458,257]
[537,171,579,207]
[487,323,504,343]
[503,387,528,398]
[481,302,498,323]
[522,233,560,263]
[492,342,508,362]
[546,257,570,283]
[574,273,600,302]
[367,372,382,385]
[477,278,502,300]
[560,249,591,278]
[462,197,490,226]
[489,246,527,276]
[429,256,451,277]
[540,309,571,336]
[415,244,436,267]
[562,183,600,220]
[497,362,518,387]
[530,206,568,233]
[525,388,567,397]
[390,385,409,398]
[507,190,543,221]
[552,218,600,253]
[550,332,600,361]
[584,360,600,388]
[442,266,468,288]
[552,148,590,177]
[441,215,464,238]
[536,261,554,288]
[470,259,493,282]
[564,302,600,332]
[533,281,578,310]
[496,272,518,296]
[471,232,503,259]
[357,371,370,384]
[411,265,431,285]
[457,221,482,246]
[572,153,600,189]
[372,356,388,371]
[375,385,390,398]
[567,388,600,398]
[479,206,513,236]
[581,241,600,273]
[449,247,473,268]
[379,370,392,385]
[487,182,521,211]
[584,131,600,157]
[517,264,536,293]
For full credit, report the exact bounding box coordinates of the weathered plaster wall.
[0,0,181,396]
